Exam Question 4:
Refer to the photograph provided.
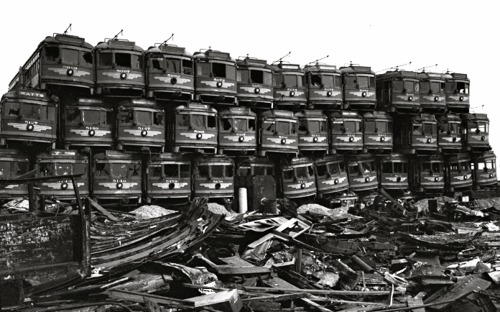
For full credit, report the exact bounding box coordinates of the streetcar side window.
[208,115,217,129]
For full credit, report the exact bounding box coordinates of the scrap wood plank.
[263,277,334,312]
[407,297,425,312]
[184,289,242,312]
[88,198,119,222]
[107,289,193,308]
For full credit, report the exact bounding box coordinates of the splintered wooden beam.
[185,289,242,312]
[87,197,120,222]
[107,289,193,309]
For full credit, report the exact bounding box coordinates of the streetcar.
[279,157,317,201]
[376,70,420,113]
[295,110,329,154]
[218,107,257,155]
[193,49,237,105]
[62,97,113,149]
[461,113,491,152]
[417,72,446,113]
[192,155,234,204]
[471,151,497,189]
[94,37,145,96]
[437,114,462,153]
[362,111,393,154]
[165,102,218,154]
[257,110,299,157]
[314,155,349,197]
[0,89,57,149]
[409,155,445,193]
[445,153,473,192]
[144,43,194,102]
[393,113,439,154]
[115,98,165,151]
[346,155,378,192]
[8,33,94,95]
[92,150,142,204]
[236,56,274,109]
[0,149,30,199]
[145,153,191,204]
[340,64,376,110]
[444,72,470,113]
[328,111,363,154]
[304,63,342,110]
[36,150,89,200]
[271,62,307,109]
[378,153,409,191]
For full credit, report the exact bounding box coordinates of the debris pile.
[2,195,500,311]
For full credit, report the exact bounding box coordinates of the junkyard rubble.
[2,195,500,312]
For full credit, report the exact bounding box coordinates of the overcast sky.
[1,0,499,156]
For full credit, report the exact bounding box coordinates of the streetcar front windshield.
[135,111,152,126]
[61,48,79,66]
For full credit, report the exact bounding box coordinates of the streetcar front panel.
[304,64,342,110]
[462,113,491,152]
[472,151,497,188]
[258,110,299,156]
[0,90,57,147]
[116,99,165,151]
[363,111,393,153]
[236,57,273,109]
[194,49,237,105]
[340,65,376,110]
[36,150,89,199]
[347,157,378,192]
[93,151,142,201]
[418,73,446,113]
[218,107,257,154]
[328,111,363,154]
[146,154,191,201]
[296,110,328,153]
[376,71,420,113]
[446,155,473,191]
[379,155,409,190]
[145,44,194,101]
[167,103,218,153]
[437,114,462,152]
[94,39,145,96]
[272,64,307,109]
[415,157,445,192]
[445,73,469,113]
[64,98,113,148]
[315,156,349,196]
[280,158,317,199]
[193,156,234,199]
[0,150,29,198]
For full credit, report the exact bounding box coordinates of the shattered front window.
[310,74,322,87]
[382,162,393,173]
[115,53,131,68]
[250,70,264,84]
[66,108,81,124]
[328,162,341,175]
[263,121,275,133]
[413,124,423,135]
[197,165,210,178]
[457,82,469,94]
[344,76,357,89]
[283,168,294,181]
[128,163,141,177]
[316,164,327,177]
[44,46,60,62]
[348,163,360,176]
[164,164,179,178]
[39,163,55,176]
[183,60,193,75]
[19,103,42,120]
[232,118,248,131]
[151,57,163,71]
[180,164,190,178]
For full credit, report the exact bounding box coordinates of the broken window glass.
[310,75,322,87]
[115,53,131,68]
[382,162,393,173]
[66,108,81,124]
[180,164,191,178]
[183,60,193,75]
[263,121,275,133]
[45,46,59,62]
[283,168,294,181]
[212,62,227,78]
[208,115,216,128]
[151,58,163,71]
[164,164,179,178]
[250,70,264,84]
[316,164,327,177]
[197,165,209,178]
[82,52,93,66]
